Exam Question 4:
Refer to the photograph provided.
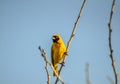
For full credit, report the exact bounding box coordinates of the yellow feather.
[51,34,66,76]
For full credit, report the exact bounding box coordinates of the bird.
[51,34,66,76]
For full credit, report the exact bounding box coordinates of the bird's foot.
[64,52,68,55]
[60,62,65,66]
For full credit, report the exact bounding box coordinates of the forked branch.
[38,46,64,84]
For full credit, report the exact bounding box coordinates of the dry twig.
[107,76,115,84]
[38,46,64,84]
[108,0,118,84]
[55,0,87,84]
[86,63,91,84]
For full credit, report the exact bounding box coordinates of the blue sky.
[0,0,120,84]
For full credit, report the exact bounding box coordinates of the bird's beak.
[52,36,56,40]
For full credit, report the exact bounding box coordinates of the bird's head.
[52,34,63,43]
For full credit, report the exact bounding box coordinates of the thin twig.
[55,0,87,84]
[46,62,50,84]
[39,46,50,84]
[38,46,64,84]
[108,0,118,84]
[107,76,115,84]
[86,63,91,84]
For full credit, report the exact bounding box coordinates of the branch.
[108,0,118,84]
[39,46,50,84]
[55,0,87,83]
[107,76,115,84]
[38,46,64,84]
[86,63,91,84]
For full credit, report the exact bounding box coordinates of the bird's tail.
[53,64,58,76]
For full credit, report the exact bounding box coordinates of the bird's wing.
[51,45,54,66]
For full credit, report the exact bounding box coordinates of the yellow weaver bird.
[51,34,66,76]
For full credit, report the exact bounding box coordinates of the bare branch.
[45,62,50,84]
[107,76,115,84]
[39,46,50,84]
[86,63,91,84]
[38,46,64,84]
[108,0,118,84]
[66,0,86,52]
[55,0,87,83]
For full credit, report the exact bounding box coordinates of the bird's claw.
[64,52,68,55]
[60,62,65,66]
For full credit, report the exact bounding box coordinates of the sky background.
[0,0,120,84]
